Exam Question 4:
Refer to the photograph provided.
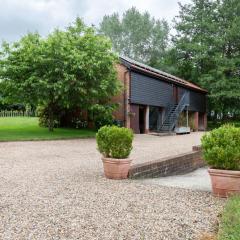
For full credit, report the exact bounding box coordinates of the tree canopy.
[99,7,169,70]
[0,18,119,131]
[172,0,240,119]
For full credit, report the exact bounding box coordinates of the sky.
[0,0,191,42]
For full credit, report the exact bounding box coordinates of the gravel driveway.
[0,135,224,240]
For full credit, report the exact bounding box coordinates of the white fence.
[0,111,35,117]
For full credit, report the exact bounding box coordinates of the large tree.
[172,0,240,119]
[0,18,119,131]
[99,7,169,70]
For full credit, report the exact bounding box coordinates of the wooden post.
[145,106,150,133]
[194,112,199,131]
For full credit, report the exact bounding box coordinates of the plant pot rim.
[208,167,240,177]
[101,157,132,163]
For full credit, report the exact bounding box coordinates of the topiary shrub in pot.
[201,124,240,197]
[96,125,134,179]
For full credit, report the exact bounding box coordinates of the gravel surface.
[0,136,225,240]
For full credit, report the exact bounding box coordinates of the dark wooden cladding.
[130,71,206,113]
[130,72,172,107]
[179,86,206,112]
[189,91,206,113]
[178,87,187,101]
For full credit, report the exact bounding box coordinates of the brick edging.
[128,146,205,179]
[192,145,202,151]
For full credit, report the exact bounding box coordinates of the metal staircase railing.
[159,92,189,132]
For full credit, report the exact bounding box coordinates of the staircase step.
[160,99,188,132]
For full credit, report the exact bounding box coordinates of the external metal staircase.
[159,92,189,132]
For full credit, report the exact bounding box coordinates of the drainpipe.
[123,70,129,128]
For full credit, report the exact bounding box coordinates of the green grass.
[218,196,240,240]
[0,117,95,141]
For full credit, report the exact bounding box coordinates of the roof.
[120,56,208,93]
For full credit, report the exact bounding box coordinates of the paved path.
[141,168,212,192]
[0,134,225,240]
[132,132,204,164]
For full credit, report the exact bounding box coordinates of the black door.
[139,106,145,134]
[149,106,162,131]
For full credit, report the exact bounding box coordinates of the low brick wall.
[128,146,205,179]
[192,145,202,151]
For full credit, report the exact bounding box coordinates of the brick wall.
[128,147,205,179]
[112,64,131,128]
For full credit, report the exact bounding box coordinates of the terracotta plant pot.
[102,157,132,179]
[208,168,240,198]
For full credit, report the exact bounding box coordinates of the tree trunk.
[48,108,54,132]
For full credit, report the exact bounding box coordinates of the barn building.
[112,56,208,134]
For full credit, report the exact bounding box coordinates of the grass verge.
[218,196,240,240]
[0,117,95,141]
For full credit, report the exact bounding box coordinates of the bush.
[36,105,59,128]
[59,108,88,129]
[201,125,240,170]
[89,104,117,130]
[177,112,187,126]
[96,126,133,159]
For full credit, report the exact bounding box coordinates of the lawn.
[0,117,96,141]
[218,196,240,240]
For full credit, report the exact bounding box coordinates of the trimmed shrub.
[201,125,240,170]
[96,125,133,159]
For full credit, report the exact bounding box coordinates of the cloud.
[0,0,191,42]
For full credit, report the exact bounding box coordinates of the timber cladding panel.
[130,71,173,107]
[128,148,205,179]
[176,87,206,113]
[189,91,207,112]
[178,87,190,104]
[130,71,206,113]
